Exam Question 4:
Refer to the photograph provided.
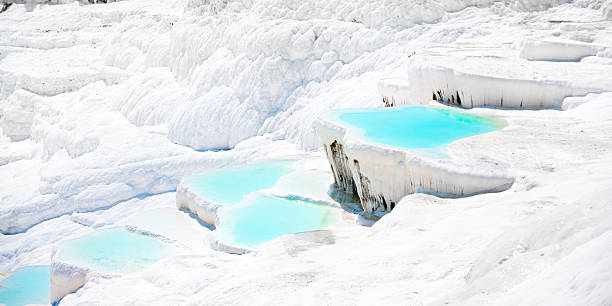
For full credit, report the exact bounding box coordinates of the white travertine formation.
[379,46,612,109]
[315,109,514,213]
[49,250,109,305]
[175,182,220,228]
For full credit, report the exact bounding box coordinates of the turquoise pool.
[0,265,49,306]
[331,106,503,149]
[56,228,171,274]
[215,194,340,247]
[182,159,296,205]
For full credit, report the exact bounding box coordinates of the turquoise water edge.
[332,106,502,149]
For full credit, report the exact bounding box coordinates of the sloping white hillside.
[0,0,611,305]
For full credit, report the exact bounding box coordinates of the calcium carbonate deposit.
[1,0,611,305]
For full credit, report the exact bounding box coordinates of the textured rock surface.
[316,109,514,213]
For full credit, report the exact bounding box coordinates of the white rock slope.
[0,0,611,305]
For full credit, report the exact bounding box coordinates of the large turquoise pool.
[332,106,503,149]
[0,265,49,306]
[182,159,295,205]
[56,228,171,274]
[215,194,340,247]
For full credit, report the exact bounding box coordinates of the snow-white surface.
[264,168,341,206]
[175,181,220,227]
[0,0,611,305]
[379,46,612,109]
[519,38,608,61]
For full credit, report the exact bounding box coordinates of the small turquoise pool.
[331,106,503,149]
[215,194,340,247]
[56,228,171,274]
[0,265,49,306]
[183,159,295,205]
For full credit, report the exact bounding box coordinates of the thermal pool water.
[55,228,172,274]
[215,194,340,248]
[182,159,296,205]
[329,105,502,150]
[0,265,49,306]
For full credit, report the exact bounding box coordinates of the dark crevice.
[352,159,389,213]
[326,141,358,197]
[325,141,397,213]
[0,3,12,13]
